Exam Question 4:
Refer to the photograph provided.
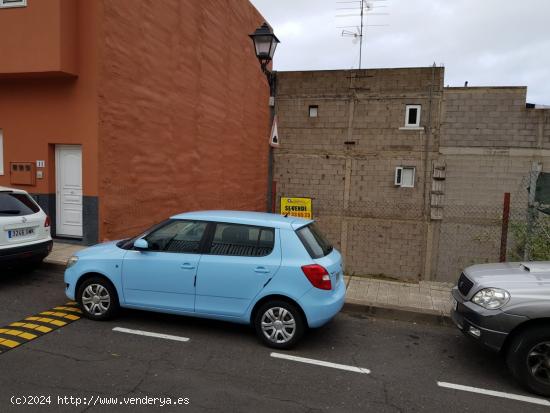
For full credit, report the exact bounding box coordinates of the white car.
[0,186,52,269]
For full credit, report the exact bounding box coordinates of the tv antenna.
[337,0,389,69]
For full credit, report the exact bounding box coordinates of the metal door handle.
[181,263,195,270]
[254,266,270,274]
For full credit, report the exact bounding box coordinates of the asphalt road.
[0,265,548,413]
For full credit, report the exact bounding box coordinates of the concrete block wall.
[275,67,550,282]
[276,70,353,96]
[348,156,425,220]
[345,218,425,279]
[435,87,550,281]
[275,67,443,281]
[350,68,444,93]
[277,68,444,96]
[441,87,542,148]
[274,153,346,215]
[442,152,534,206]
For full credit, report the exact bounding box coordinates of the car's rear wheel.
[77,277,119,321]
[507,325,550,396]
[254,300,305,349]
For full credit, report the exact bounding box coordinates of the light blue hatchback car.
[64,211,346,348]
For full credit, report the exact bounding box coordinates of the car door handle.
[181,263,195,270]
[254,266,270,274]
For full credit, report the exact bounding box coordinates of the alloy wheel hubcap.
[261,307,296,344]
[82,284,110,316]
[527,341,550,384]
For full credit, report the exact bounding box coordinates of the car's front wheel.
[254,300,305,349]
[507,325,550,396]
[77,277,119,321]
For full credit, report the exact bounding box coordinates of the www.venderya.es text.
[11,395,190,407]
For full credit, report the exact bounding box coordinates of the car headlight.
[66,256,79,268]
[471,288,510,309]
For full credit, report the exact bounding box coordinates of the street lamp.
[249,22,280,213]
[249,22,280,85]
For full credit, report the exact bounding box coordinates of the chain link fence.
[278,170,549,282]
[436,173,550,281]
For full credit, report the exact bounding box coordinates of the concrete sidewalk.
[45,241,454,322]
[44,242,83,267]
[344,276,453,321]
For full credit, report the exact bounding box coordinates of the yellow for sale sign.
[280,197,312,219]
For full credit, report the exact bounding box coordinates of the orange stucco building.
[0,0,271,244]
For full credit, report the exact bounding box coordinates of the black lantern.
[249,22,280,72]
[249,22,280,213]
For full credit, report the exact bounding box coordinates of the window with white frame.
[404,105,421,128]
[0,130,4,176]
[309,105,318,118]
[0,0,27,9]
[395,166,415,188]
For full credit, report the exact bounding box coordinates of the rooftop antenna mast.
[337,0,388,69]
[359,0,365,69]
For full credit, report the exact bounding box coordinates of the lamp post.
[249,22,280,212]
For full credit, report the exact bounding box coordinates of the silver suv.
[451,261,550,396]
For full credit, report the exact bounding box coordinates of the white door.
[56,145,83,237]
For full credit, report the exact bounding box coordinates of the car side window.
[209,223,274,257]
[144,220,207,253]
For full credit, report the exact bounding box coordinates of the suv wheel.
[77,277,119,321]
[254,300,305,349]
[507,326,550,396]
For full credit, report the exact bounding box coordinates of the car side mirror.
[133,238,149,251]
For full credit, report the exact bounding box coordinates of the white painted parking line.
[437,381,550,407]
[270,352,370,374]
[113,327,190,342]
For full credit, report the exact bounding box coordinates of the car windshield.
[0,192,40,216]
[296,223,333,259]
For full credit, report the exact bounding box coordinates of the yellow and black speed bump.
[0,301,82,355]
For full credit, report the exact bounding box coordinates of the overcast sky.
[250,0,549,104]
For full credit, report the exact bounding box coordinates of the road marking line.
[25,317,67,327]
[0,303,81,356]
[112,327,190,342]
[0,329,37,340]
[10,322,52,333]
[0,338,21,348]
[270,352,370,374]
[54,306,82,314]
[40,311,80,321]
[437,381,550,406]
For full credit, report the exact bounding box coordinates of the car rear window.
[0,192,40,216]
[296,223,333,259]
[209,223,275,257]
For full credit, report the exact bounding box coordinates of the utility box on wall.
[10,162,36,185]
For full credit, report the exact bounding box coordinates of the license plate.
[8,227,35,239]
[452,298,458,311]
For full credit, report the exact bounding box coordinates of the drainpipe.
[267,72,277,212]
[422,65,436,280]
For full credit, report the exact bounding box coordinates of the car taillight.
[301,264,332,290]
[44,216,51,227]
